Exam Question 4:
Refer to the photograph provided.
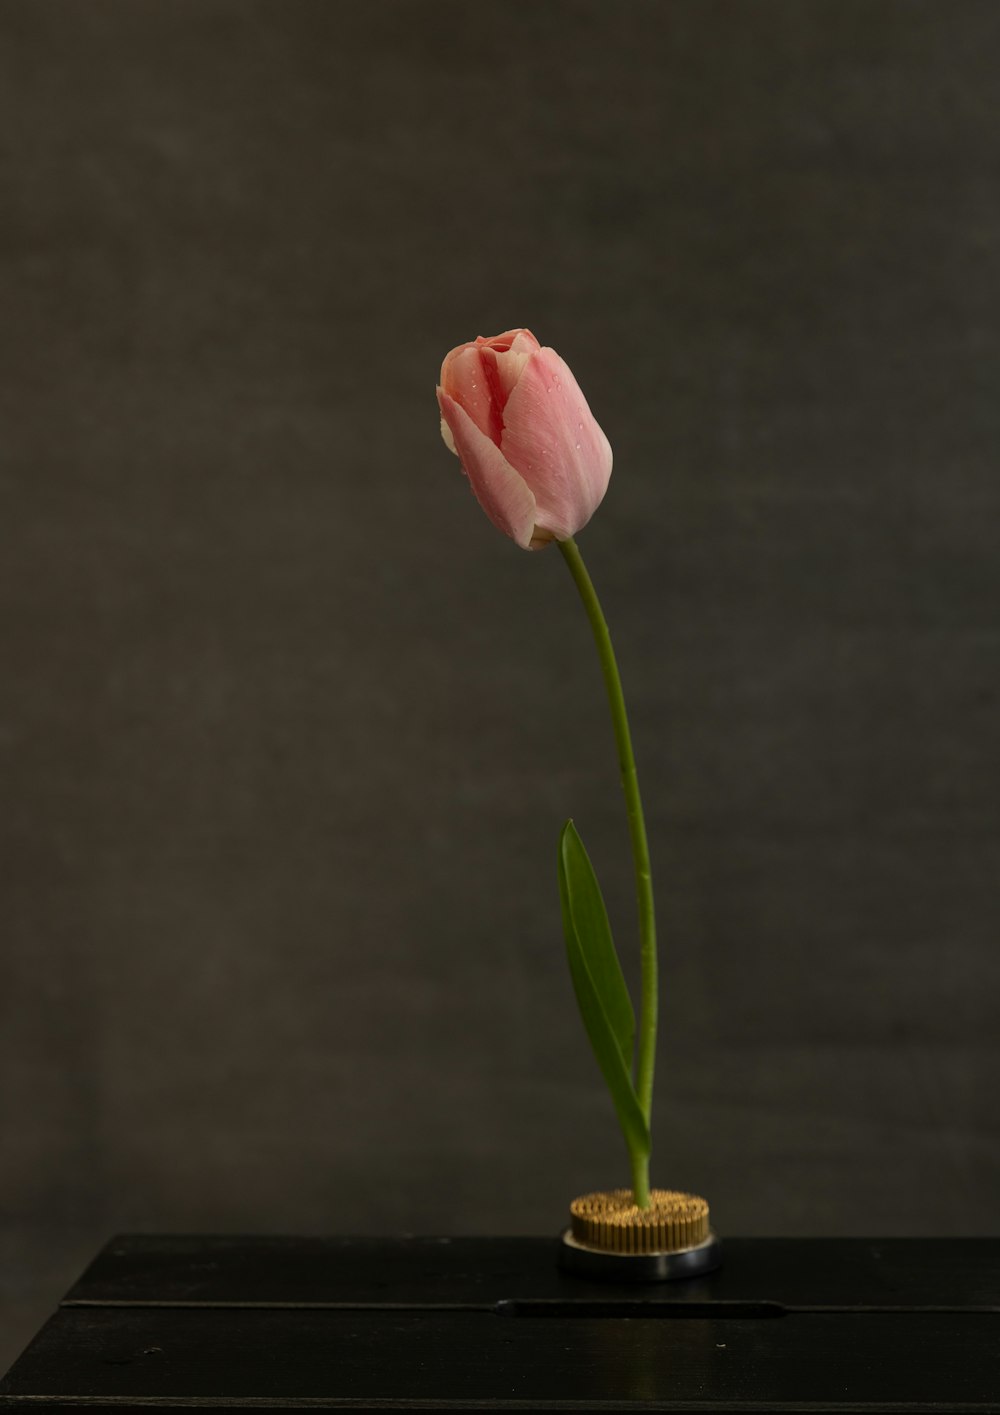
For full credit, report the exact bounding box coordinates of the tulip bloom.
[437,329,613,550]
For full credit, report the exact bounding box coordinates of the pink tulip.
[437,329,613,550]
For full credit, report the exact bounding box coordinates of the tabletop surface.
[2,1235,998,1412]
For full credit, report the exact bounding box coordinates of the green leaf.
[558,820,649,1159]
[559,820,635,1063]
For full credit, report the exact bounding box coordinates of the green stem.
[558,536,657,1209]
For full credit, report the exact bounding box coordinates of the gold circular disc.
[569,1188,711,1255]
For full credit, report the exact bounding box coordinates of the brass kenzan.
[569,1189,711,1254]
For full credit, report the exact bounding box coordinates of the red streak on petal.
[477,333,515,354]
[477,346,507,446]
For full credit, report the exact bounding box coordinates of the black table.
[1,1236,998,1412]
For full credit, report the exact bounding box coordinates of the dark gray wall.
[3,0,999,1368]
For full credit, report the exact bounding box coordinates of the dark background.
[3,0,999,1370]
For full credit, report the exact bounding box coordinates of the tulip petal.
[439,414,457,455]
[500,347,613,541]
[437,389,538,550]
[475,328,539,355]
[480,329,539,407]
[439,345,503,444]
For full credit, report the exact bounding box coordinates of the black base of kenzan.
[558,1225,723,1280]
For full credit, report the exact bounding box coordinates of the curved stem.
[558,536,657,1207]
